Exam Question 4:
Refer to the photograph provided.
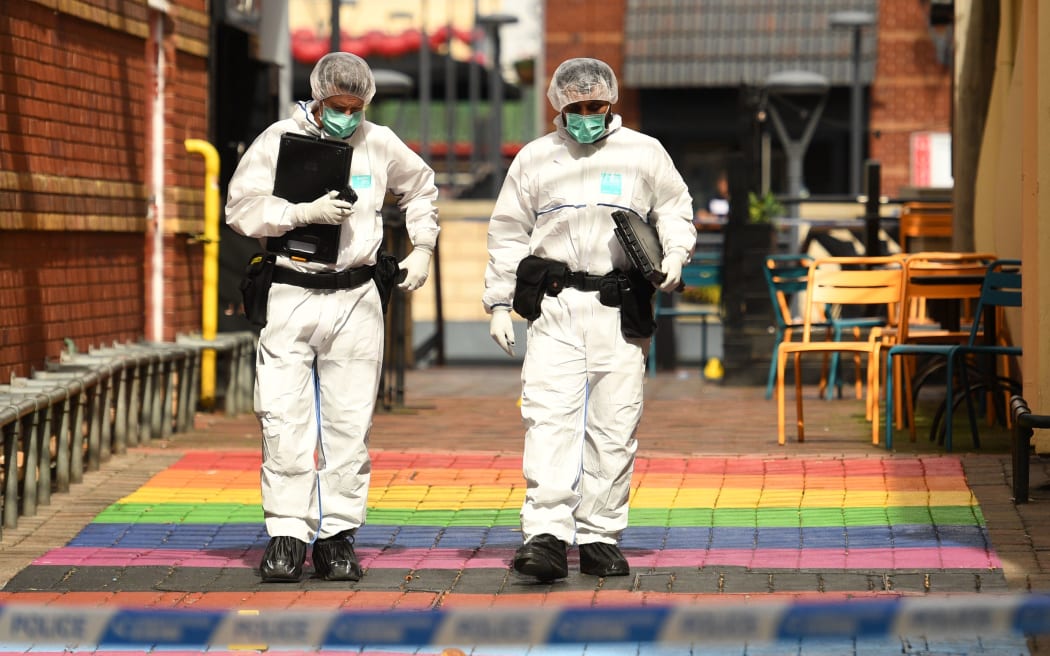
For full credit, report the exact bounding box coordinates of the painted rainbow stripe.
[32,451,999,571]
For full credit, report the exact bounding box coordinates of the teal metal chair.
[763,254,813,399]
[884,259,1022,452]
[647,252,722,378]
[824,310,887,401]
[878,252,993,443]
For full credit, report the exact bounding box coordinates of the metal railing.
[0,332,256,536]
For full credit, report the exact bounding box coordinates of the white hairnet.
[546,58,619,111]
[310,52,376,104]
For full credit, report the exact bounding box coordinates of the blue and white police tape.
[0,595,1049,649]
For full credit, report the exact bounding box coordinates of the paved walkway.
[0,366,1048,654]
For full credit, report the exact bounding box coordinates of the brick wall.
[544,0,641,128]
[167,237,207,339]
[0,0,210,378]
[543,0,951,197]
[0,232,144,374]
[870,0,953,195]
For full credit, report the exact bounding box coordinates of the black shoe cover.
[312,530,363,581]
[579,542,630,577]
[259,536,307,582]
[512,533,568,582]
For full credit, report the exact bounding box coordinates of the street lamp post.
[468,0,480,183]
[419,0,431,164]
[390,6,432,165]
[444,17,456,190]
[328,0,357,53]
[764,70,830,218]
[762,70,829,330]
[829,10,875,198]
[329,0,340,52]
[477,13,518,198]
[763,69,829,272]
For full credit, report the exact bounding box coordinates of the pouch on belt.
[240,252,276,327]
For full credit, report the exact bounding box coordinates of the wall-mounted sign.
[910,131,953,188]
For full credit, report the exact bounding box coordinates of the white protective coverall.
[226,101,439,543]
[483,112,696,546]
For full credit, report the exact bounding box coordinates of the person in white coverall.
[226,52,439,583]
[483,58,696,581]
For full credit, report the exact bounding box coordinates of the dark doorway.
[211,22,280,333]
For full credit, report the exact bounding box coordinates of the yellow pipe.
[184,139,220,409]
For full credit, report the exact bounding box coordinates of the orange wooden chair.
[775,255,906,446]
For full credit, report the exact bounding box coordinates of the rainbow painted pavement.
[5,449,1004,596]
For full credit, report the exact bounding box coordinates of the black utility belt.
[553,270,607,294]
[272,265,375,290]
[512,255,657,338]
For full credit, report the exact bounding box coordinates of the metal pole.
[849,27,863,196]
[830,11,874,197]
[533,2,545,138]
[475,13,516,195]
[444,18,456,190]
[766,91,827,208]
[764,75,828,257]
[329,0,340,53]
[761,131,771,194]
[785,145,803,219]
[863,160,882,256]
[431,240,445,365]
[468,1,480,181]
[487,24,503,197]
[419,0,431,164]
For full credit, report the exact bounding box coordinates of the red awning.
[291,26,478,65]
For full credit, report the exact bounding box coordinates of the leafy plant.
[747,191,784,224]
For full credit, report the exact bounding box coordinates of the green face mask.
[321,105,363,139]
[564,112,607,144]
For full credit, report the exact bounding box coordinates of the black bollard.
[863,160,881,257]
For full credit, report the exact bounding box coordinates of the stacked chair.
[875,252,994,445]
[883,259,1022,451]
[774,255,906,446]
[763,253,885,402]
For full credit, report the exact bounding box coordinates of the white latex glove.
[292,190,353,226]
[489,306,515,357]
[659,256,684,292]
[397,248,431,291]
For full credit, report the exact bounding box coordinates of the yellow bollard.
[703,357,724,381]
[184,139,220,409]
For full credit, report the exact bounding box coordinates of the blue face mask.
[321,105,363,139]
[564,112,607,144]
